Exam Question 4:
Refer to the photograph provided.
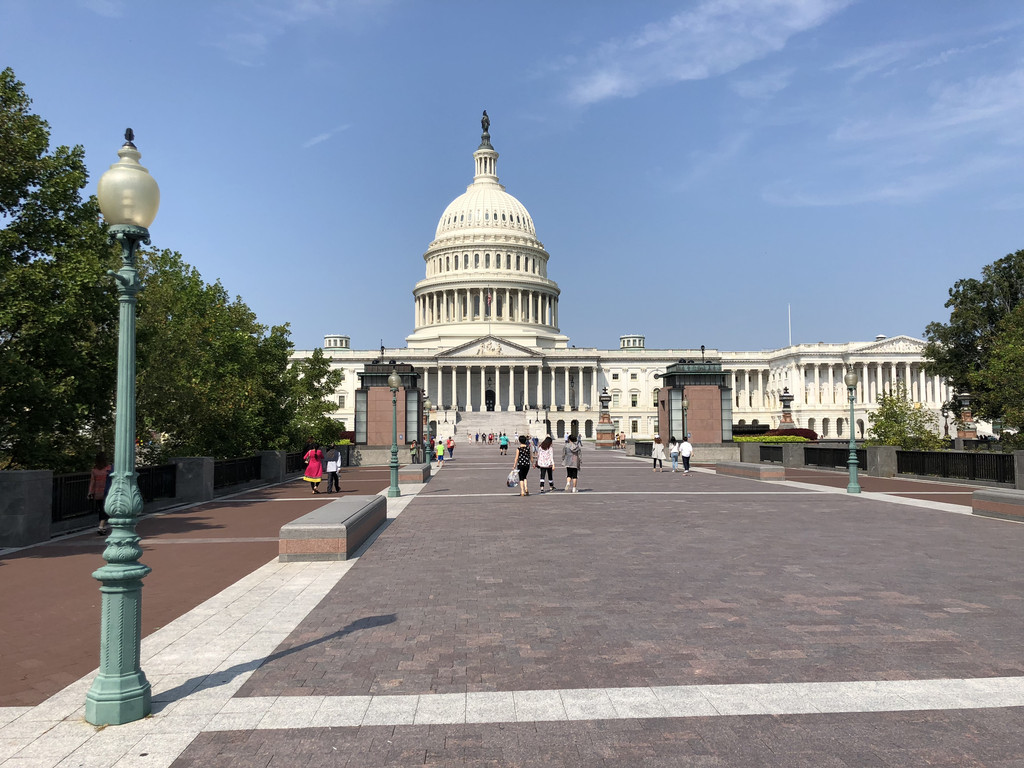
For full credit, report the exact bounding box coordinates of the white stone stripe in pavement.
[422,490,824,498]
[201,676,1024,731]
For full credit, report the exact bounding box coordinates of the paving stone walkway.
[2,445,1023,767]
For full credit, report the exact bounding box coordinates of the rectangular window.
[354,390,368,444]
[611,373,619,380]
[405,390,419,443]
[630,393,638,408]
[338,394,346,408]
[630,373,638,380]
[611,393,620,407]
[631,420,638,434]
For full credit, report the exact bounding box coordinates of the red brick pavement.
[0,468,392,707]
[173,445,1024,766]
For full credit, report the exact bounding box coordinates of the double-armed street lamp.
[388,369,402,498]
[86,129,160,726]
[844,370,861,494]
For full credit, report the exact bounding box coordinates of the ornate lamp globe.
[682,398,689,409]
[844,371,858,388]
[424,397,433,411]
[97,129,160,229]
[388,370,402,391]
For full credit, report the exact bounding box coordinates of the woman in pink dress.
[303,443,324,494]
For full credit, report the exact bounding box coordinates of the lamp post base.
[85,575,151,725]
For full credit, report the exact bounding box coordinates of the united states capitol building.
[293,116,955,442]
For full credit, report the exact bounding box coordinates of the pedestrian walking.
[536,435,554,492]
[562,433,582,492]
[324,444,341,492]
[668,436,680,472]
[447,436,455,459]
[499,432,509,455]
[652,435,665,472]
[88,451,113,535]
[513,434,532,496]
[303,442,324,494]
[680,436,694,474]
[436,439,446,464]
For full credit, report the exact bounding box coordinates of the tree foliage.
[281,348,345,448]
[1,67,346,470]
[924,249,1024,430]
[866,382,944,450]
[0,67,119,470]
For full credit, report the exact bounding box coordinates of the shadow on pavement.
[154,613,398,705]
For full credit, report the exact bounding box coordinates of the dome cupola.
[407,112,567,351]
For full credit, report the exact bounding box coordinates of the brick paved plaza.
[2,444,1023,767]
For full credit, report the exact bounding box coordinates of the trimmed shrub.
[733,435,810,443]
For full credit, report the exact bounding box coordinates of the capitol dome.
[406,113,567,351]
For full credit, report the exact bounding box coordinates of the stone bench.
[716,461,785,481]
[279,495,386,562]
[971,489,1024,522]
[399,463,431,484]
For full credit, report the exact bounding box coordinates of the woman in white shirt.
[668,437,680,472]
[535,435,555,492]
[651,435,666,472]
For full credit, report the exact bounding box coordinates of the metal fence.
[52,464,177,523]
[897,450,1015,484]
[213,455,262,489]
[805,446,867,470]
[137,464,176,502]
[759,445,783,463]
[51,472,93,522]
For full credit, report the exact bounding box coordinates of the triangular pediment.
[442,336,539,359]
[858,335,926,354]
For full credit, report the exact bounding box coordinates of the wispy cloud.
[763,154,1008,206]
[679,131,750,188]
[832,67,1024,145]
[78,0,125,18]
[564,0,851,106]
[302,124,351,149]
[213,0,392,66]
[731,68,795,100]
[908,37,1007,72]
[829,37,929,82]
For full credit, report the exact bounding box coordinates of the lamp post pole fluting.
[845,370,861,494]
[388,370,402,498]
[86,130,160,725]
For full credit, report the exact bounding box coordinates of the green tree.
[135,249,296,459]
[981,302,1024,436]
[924,249,1024,430]
[866,382,944,450]
[282,348,344,448]
[0,67,119,470]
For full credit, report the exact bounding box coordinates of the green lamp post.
[844,370,861,494]
[682,397,689,440]
[388,369,402,498]
[85,129,160,725]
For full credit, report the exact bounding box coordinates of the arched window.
[445,256,450,271]
[474,253,480,268]
[485,253,490,268]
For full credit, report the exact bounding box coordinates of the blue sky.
[3,0,1023,353]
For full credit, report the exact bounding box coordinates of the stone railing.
[1,451,299,549]
[739,443,1024,489]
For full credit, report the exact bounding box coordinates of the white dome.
[435,184,536,240]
